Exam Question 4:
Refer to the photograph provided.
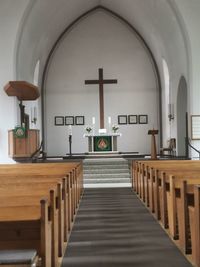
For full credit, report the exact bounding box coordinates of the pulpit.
[148,129,159,159]
[84,133,121,153]
[4,81,40,160]
[8,129,40,159]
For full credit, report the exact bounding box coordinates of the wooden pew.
[0,198,51,267]
[0,161,83,267]
[0,184,60,267]
[132,160,200,267]
[0,161,83,231]
[0,161,83,220]
[0,175,73,261]
[162,174,200,236]
[188,185,200,267]
[169,180,200,267]
[133,160,200,212]
[133,160,200,195]
[152,170,200,224]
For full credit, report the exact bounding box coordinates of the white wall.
[45,11,158,156]
[0,0,29,163]
[0,1,193,159]
[174,0,200,157]
[14,1,190,156]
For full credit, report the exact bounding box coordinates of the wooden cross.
[85,68,117,129]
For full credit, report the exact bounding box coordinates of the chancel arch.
[42,6,161,156]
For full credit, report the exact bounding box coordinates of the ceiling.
[15,0,189,87]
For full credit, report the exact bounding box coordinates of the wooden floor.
[61,188,192,267]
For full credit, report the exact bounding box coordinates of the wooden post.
[194,185,200,267]
[148,129,159,159]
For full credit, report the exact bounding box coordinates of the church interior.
[0,0,200,266]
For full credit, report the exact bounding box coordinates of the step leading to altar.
[83,157,131,188]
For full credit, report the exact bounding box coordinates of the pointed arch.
[41,5,162,149]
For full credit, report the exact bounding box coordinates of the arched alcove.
[162,58,170,145]
[177,76,187,156]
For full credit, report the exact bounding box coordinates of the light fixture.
[168,103,174,121]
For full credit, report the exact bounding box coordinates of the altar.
[84,133,121,153]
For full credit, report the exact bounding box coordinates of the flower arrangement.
[85,126,92,133]
[112,124,119,133]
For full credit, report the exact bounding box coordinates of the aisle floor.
[62,188,192,267]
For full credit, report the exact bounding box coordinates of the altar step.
[84,169,129,174]
[83,158,131,188]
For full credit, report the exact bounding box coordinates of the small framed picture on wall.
[65,116,74,125]
[75,116,85,125]
[128,115,137,124]
[138,115,148,124]
[55,116,64,126]
[191,115,200,140]
[118,115,127,125]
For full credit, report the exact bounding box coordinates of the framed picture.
[139,115,148,124]
[118,115,127,125]
[75,116,85,125]
[65,116,74,125]
[55,116,64,126]
[191,115,200,140]
[128,115,137,124]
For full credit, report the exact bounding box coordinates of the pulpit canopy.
[4,81,40,101]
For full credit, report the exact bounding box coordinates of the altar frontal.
[84,133,121,153]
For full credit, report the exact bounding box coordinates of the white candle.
[92,117,95,125]
[108,116,111,124]
[68,125,72,135]
[34,106,37,119]
[31,107,33,121]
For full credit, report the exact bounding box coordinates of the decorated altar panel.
[94,136,112,152]
[84,133,121,153]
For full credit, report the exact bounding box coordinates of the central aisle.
[62,188,192,267]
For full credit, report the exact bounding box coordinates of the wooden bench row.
[132,160,200,267]
[0,161,83,267]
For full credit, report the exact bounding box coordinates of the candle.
[108,116,111,124]
[68,125,72,135]
[92,117,95,125]
[34,106,37,119]
[31,107,33,121]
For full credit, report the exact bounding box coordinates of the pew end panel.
[0,199,52,267]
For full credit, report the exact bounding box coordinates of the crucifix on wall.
[85,68,118,129]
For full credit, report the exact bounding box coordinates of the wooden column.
[148,129,159,159]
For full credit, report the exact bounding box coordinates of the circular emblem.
[14,126,26,138]
[98,138,108,150]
